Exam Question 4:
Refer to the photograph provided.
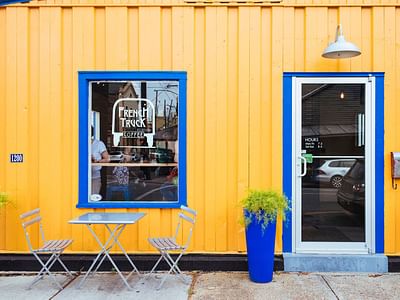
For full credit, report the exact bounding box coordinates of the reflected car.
[314,159,356,188]
[150,148,174,163]
[109,151,124,162]
[109,151,140,162]
[337,159,365,214]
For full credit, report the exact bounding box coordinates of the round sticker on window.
[90,194,102,202]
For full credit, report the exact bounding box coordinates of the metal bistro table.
[69,212,145,290]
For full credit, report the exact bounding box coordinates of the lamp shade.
[322,25,361,59]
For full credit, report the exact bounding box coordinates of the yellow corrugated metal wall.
[1,1,400,255]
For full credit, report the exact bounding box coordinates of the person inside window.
[107,154,130,200]
[113,149,130,186]
[91,126,110,196]
[161,167,178,201]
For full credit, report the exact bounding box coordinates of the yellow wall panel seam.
[171,7,186,247]
[394,8,400,252]
[0,8,7,250]
[60,7,74,242]
[15,7,30,251]
[237,7,251,251]
[270,6,283,189]
[5,7,19,250]
[183,6,196,251]
[361,8,372,71]
[226,6,239,251]
[383,6,397,253]
[128,8,140,69]
[27,7,40,250]
[248,7,262,189]
[204,6,218,251]
[215,6,228,251]
[338,7,352,70]
[192,7,206,250]
[71,6,96,251]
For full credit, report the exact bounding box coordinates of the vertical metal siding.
[1,3,400,255]
[0,8,6,249]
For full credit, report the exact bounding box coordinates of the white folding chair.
[147,205,196,289]
[20,208,74,290]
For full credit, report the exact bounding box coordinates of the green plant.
[0,191,9,208]
[241,189,289,231]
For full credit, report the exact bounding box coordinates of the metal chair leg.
[29,254,56,288]
[155,251,186,290]
[56,256,73,276]
[148,255,164,276]
[30,253,63,290]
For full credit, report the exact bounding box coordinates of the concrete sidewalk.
[191,272,400,300]
[0,272,191,300]
[0,271,399,300]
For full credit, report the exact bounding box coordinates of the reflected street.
[299,83,366,245]
[302,187,364,242]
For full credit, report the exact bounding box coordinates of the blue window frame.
[0,0,31,6]
[78,71,187,208]
[282,72,384,253]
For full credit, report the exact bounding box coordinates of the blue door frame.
[282,72,384,254]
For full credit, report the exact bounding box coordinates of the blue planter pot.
[244,210,277,283]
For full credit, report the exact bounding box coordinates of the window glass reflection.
[89,80,179,203]
[301,84,365,242]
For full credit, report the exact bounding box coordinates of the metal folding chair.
[147,205,197,289]
[20,208,74,290]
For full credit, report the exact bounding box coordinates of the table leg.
[99,224,134,290]
[101,244,133,290]
[104,224,141,279]
[78,223,135,290]
[92,224,125,274]
[77,224,125,289]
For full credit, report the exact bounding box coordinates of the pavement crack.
[188,271,199,300]
[49,272,80,300]
[321,275,340,300]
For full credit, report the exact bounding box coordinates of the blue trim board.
[78,71,187,209]
[375,74,385,253]
[282,75,293,253]
[178,77,187,208]
[282,72,385,254]
[0,0,30,6]
[283,72,383,78]
[78,75,89,209]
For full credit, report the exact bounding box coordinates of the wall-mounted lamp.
[322,24,361,59]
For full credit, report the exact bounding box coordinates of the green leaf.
[0,192,10,208]
[241,189,290,233]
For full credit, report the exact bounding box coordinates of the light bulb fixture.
[322,24,361,59]
[340,92,345,99]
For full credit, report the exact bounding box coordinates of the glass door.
[293,77,374,254]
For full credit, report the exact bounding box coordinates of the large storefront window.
[78,72,187,208]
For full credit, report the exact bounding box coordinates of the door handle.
[299,156,307,177]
